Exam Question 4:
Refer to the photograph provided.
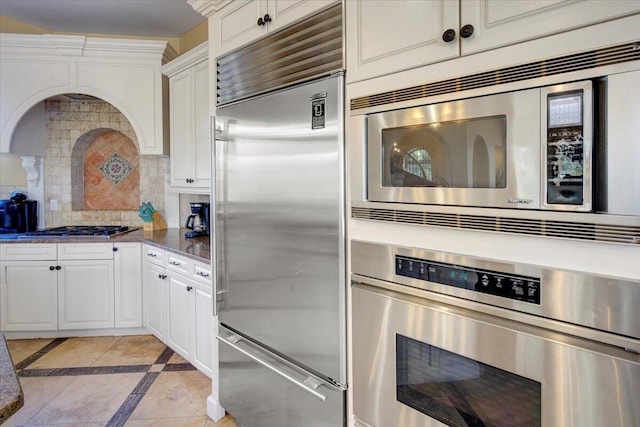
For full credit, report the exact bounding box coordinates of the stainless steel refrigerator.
[213,72,346,426]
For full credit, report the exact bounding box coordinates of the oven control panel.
[395,255,541,304]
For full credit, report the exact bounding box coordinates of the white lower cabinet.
[0,242,142,333]
[0,260,58,331]
[58,259,114,329]
[114,243,143,328]
[193,285,212,376]
[142,243,213,377]
[143,260,167,341]
[167,273,194,358]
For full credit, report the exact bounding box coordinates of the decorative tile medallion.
[99,152,134,186]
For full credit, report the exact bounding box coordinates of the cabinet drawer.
[143,244,165,265]
[0,243,57,260]
[193,263,212,286]
[58,243,114,260]
[166,253,192,276]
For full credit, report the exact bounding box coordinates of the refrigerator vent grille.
[351,207,640,245]
[216,4,343,106]
[350,41,640,111]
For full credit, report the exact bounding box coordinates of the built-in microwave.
[367,80,595,211]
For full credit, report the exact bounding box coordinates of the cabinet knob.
[442,28,456,43]
[187,286,193,292]
[263,13,272,24]
[50,266,55,271]
[257,17,264,26]
[460,24,474,39]
[55,265,61,270]
[113,247,118,252]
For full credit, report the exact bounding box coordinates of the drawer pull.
[197,271,210,278]
[169,261,181,266]
[147,253,157,257]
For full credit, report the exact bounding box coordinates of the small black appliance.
[185,202,210,238]
[0,192,38,234]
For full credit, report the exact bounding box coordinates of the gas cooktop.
[24,225,136,238]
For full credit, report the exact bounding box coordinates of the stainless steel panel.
[351,241,640,340]
[350,42,640,112]
[352,283,640,427]
[216,4,342,106]
[218,325,345,427]
[367,88,541,209]
[215,73,346,383]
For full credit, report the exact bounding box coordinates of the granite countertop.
[0,334,23,425]
[0,227,211,264]
[142,228,211,263]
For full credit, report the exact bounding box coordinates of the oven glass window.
[396,334,541,427]
[382,116,507,189]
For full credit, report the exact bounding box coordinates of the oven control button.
[510,278,526,300]
[477,273,493,293]
[526,280,541,304]
[493,275,508,296]
[418,262,429,280]
[406,260,420,278]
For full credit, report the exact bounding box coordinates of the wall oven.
[351,241,640,427]
[367,80,597,211]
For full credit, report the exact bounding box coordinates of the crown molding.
[0,33,175,62]
[188,0,234,17]
[161,41,208,77]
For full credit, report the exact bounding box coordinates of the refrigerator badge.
[311,92,327,129]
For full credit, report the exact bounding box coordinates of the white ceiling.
[0,0,206,37]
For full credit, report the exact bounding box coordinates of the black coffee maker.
[185,202,210,238]
[0,192,38,234]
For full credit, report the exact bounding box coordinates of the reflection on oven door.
[352,284,640,427]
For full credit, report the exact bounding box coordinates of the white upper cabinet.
[346,0,640,83]
[162,42,211,191]
[461,0,640,56]
[346,0,459,83]
[213,0,339,56]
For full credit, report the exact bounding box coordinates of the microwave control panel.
[546,90,585,205]
[395,255,541,304]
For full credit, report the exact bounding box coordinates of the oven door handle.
[217,332,329,402]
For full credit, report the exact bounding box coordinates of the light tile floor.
[7,335,237,427]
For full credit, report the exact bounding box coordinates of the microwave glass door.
[396,334,541,427]
[367,88,541,208]
[382,116,507,189]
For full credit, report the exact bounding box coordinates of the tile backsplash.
[44,99,165,227]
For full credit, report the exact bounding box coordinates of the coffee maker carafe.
[185,202,210,238]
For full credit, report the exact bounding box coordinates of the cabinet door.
[215,0,268,56]
[169,70,194,187]
[114,243,142,328]
[346,0,459,83]
[166,274,195,360]
[1,261,58,331]
[194,285,213,377]
[267,0,339,32]
[193,60,211,187]
[58,260,114,329]
[143,262,166,340]
[461,0,640,56]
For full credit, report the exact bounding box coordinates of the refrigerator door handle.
[211,115,226,316]
[217,333,329,402]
